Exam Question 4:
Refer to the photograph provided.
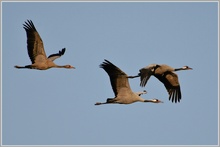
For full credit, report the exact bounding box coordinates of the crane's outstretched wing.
[154,72,181,103]
[23,20,47,63]
[48,48,66,61]
[100,59,131,96]
[139,64,157,87]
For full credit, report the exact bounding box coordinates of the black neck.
[174,68,183,71]
[144,99,153,103]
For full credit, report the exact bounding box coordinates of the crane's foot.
[95,102,102,105]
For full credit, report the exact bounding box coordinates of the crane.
[128,64,192,103]
[95,60,163,105]
[14,20,75,70]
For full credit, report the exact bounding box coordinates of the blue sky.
[1,1,219,146]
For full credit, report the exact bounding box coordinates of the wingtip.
[60,48,66,55]
[100,59,110,68]
[23,19,36,31]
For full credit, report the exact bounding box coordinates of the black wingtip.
[23,19,37,31]
[47,48,66,59]
[103,59,111,64]
[100,59,113,68]
[168,89,181,103]
[59,48,66,56]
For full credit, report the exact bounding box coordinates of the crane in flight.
[128,64,192,103]
[15,20,75,70]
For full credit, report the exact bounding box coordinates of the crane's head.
[182,66,193,70]
[152,99,163,103]
[175,66,193,71]
[64,65,75,69]
[144,99,163,103]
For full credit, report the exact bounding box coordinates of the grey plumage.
[15,20,74,70]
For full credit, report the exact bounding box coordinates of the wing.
[23,20,47,63]
[100,59,132,96]
[48,48,66,61]
[139,64,157,87]
[154,72,181,103]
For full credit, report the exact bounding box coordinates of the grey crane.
[14,20,75,70]
[95,60,163,105]
[129,64,192,103]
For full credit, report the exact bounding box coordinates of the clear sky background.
[1,1,219,146]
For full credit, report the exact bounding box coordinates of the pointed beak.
[159,100,164,103]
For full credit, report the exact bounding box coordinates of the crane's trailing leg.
[95,98,116,105]
[14,65,32,69]
[127,74,140,79]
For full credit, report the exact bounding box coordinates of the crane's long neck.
[55,65,68,68]
[174,68,184,71]
[54,64,73,69]
[48,61,69,69]
[53,64,74,69]
[144,99,155,103]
